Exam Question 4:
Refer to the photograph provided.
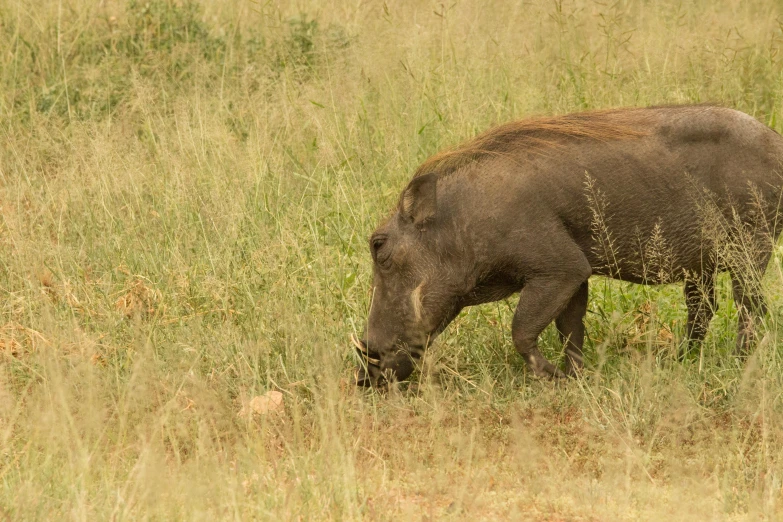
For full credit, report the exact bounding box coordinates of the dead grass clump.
[114,278,161,319]
[0,323,50,357]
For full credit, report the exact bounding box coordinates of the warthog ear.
[400,173,437,226]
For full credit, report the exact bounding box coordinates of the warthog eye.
[370,235,391,266]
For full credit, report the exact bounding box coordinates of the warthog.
[354,106,783,386]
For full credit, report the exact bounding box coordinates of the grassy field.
[3,0,783,519]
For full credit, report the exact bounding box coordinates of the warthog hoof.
[526,353,568,380]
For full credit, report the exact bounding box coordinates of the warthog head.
[355,173,465,387]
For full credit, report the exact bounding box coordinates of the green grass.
[2,0,783,519]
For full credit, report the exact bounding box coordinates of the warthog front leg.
[555,280,588,377]
[512,253,592,379]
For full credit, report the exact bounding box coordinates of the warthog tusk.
[350,333,381,366]
[350,333,364,351]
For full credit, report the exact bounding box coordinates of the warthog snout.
[352,335,416,388]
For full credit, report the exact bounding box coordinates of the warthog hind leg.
[681,273,717,359]
[728,231,772,356]
[731,274,768,356]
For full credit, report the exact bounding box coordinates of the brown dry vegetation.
[2,0,783,519]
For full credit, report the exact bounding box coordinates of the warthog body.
[356,106,783,385]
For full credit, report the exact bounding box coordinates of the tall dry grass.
[2,0,783,519]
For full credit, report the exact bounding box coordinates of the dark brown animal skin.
[355,106,783,386]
